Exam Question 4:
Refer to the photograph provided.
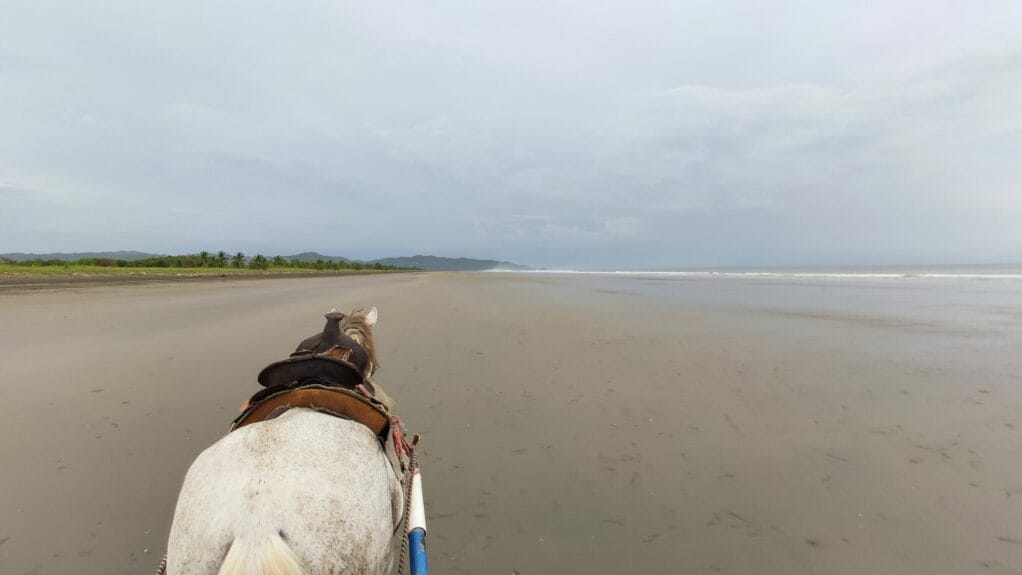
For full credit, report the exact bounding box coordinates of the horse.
[164,307,409,575]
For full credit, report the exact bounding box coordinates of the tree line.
[9,251,410,271]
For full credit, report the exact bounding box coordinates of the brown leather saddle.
[258,310,369,388]
[231,311,391,438]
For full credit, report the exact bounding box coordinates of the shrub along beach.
[0,252,413,286]
[1,251,409,273]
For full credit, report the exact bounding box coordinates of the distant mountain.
[284,253,529,270]
[282,252,350,263]
[0,251,160,262]
[369,255,529,271]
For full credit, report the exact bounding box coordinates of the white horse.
[165,307,405,575]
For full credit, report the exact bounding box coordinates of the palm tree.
[249,254,269,270]
[199,251,210,267]
[215,251,228,267]
[272,256,286,267]
[232,252,246,268]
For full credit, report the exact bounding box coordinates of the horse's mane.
[340,307,377,376]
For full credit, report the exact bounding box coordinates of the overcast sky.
[2,1,1021,268]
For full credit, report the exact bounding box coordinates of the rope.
[153,554,167,575]
[394,418,420,575]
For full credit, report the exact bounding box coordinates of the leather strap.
[231,385,390,436]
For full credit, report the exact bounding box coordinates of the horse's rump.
[167,409,403,574]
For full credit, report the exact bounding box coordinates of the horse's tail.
[217,533,305,575]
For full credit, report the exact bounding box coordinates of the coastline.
[0,268,416,292]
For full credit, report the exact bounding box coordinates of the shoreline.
[0,269,416,292]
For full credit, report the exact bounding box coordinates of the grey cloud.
[2,1,1021,266]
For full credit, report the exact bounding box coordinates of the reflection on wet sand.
[1,272,1020,574]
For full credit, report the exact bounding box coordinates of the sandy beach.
[1,271,1020,574]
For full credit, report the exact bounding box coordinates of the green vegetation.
[0,251,411,276]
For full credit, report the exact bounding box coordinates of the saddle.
[231,312,408,478]
[257,310,370,388]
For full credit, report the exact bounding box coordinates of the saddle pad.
[232,386,389,436]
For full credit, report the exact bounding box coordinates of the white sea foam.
[487,269,1022,280]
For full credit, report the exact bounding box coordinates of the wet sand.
[1,272,1021,574]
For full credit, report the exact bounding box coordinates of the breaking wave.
[489,269,1022,280]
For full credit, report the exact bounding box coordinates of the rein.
[395,425,420,574]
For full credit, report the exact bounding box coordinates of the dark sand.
[1,272,1020,574]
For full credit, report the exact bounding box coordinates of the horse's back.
[167,409,402,575]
